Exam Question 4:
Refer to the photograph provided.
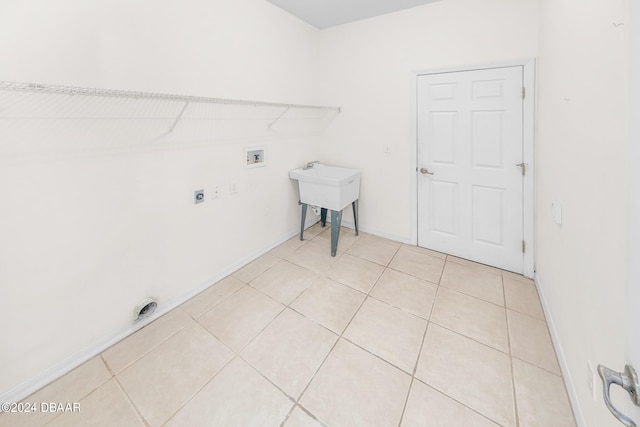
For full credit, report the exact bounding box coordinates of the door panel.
[472,111,504,168]
[471,79,505,98]
[430,111,457,164]
[431,181,457,236]
[417,66,524,273]
[472,185,504,246]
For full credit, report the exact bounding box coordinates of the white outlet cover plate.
[244,146,267,168]
[552,202,562,225]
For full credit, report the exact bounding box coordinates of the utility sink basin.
[289,164,361,211]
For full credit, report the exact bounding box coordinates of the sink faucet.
[303,161,320,170]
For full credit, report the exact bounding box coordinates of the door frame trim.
[409,59,536,277]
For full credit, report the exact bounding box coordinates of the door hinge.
[522,240,526,253]
[522,87,526,99]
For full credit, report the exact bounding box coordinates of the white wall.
[0,0,324,400]
[0,0,320,103]
[536,0,631,425]
[628,1,640,422]
[315,0,538,240]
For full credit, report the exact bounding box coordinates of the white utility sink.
[289,163,361,211]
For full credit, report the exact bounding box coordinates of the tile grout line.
[386,262,445,283]
[270,234,309,259]
[111,317,207,427]
[111,375,150,427]
[245,261,319,305]
[237,353,298,403]
[366,292,432,321]
[284,241,347,277]
[396,276,439,427]
[399,256,499,427]
[504,305,547,323]
[42,315,194,426]
[287,315,360,424]
[445,255,504,276]
[198,301,288,356]
[231,254,280,285]
[505,307,566,376]
[511,356,564,378]
[285,303,360,338]
[185,282,247,321]
[438,259,506,306]
[41,353,129,426]
[437,283,507,310]
[277,403,297,427]
[104,309,196,376]
[427,282,513,355]
[290,246,448,425]
[189,240,355,422]
[324,267,385,297]
[240,256,348,427]
[410,376,507,427]
[428,320,513,357]
[327,243,426,427]
[279,403,329,427]
[165,269,309,423]
[168,299,290,425]
[404,259,520,427]
[503,271,521,427]
[290,254,391,422]
[99,353,116,377]
[337,335,419,378]
[158,355,238,427]
[183,250,338,425]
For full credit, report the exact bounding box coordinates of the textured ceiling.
[265,0,441,29]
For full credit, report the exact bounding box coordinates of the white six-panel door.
[417,66,524,273]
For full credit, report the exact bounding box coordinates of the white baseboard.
[535,273,586,427]
[339,219,412,244]
[0,223,312,404]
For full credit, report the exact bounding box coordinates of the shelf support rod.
[267,106,290,129]
[168,101,190,134]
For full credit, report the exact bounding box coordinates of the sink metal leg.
[300,203,307,241]
[352,200,359,236]
[320,208,327,227]
[330,209,342,257]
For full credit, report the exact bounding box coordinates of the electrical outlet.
[194,189,205,204]
[212,185,221,199]
[587,360,596,400]
[552,202,562,225]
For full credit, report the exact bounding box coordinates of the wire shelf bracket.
[168,101,190,134]
[267,106,290,129]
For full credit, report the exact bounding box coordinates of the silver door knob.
[420,167,434,175]
[598,364,640,427]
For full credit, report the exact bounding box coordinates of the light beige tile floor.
[2,227,576,427]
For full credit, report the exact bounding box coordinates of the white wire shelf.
[0,81,341,111]
[0,81,341,158]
